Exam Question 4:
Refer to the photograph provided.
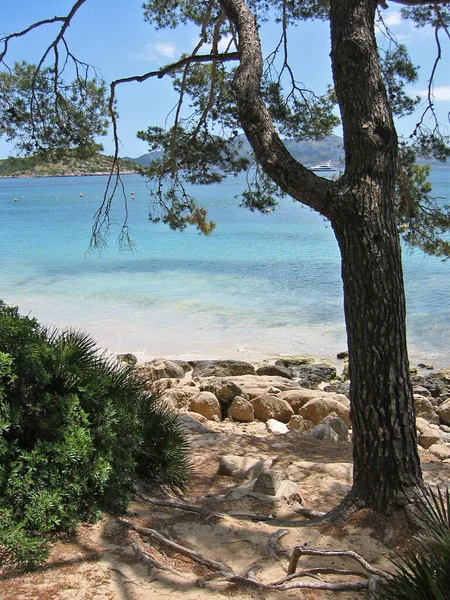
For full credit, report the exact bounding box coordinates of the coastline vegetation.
[0,300,190,570]
[0,151,138,178]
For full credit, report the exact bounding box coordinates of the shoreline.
[0,170,138,180]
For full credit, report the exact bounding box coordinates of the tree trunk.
[221,0,425,515]
[332,186,423,513]
[328,0,423,512]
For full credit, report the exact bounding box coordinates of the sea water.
[0,168,449,367]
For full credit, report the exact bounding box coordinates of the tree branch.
[218,0,334,218]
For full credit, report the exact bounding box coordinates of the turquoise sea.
[1,169,449,367]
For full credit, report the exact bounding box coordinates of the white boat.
[310,161,337,172]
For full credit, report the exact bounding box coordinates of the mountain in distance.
[125,133,448,168]
[123,134,344,168]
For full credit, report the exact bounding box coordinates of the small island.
[0,152,139,178]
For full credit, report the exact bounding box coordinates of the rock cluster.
[120,355,450,463]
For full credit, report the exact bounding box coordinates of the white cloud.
[132,41,177,62]
[383,11,402,27]
[416,86,450,101]
[197,33,236,54]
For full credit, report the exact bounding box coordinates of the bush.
[0,301,190,569]
[372,487,450,599]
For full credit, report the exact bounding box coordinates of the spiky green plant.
[0,300,190,569]
[372,487,450,599]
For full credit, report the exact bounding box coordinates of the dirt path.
[1,419,448,600]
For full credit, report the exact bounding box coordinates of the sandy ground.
[1,419,449,600]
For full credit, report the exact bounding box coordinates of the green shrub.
[0,301,190,569]
[372,487,450,599]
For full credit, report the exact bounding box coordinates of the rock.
[287,415,306,431]
[299,397,351,427]
[198,377,243,404]
[278,389,329,413]
[251,393,294,423]
[437,399,450,426]
[321,415,349,441]
[414,395,439,424]
[227,374,301,393]
[177,414,215,434]
[416,417,431,434]
[275,355,316,367]
[218,455,272,479]
[191,360,255,378]
[160,388,198,411]
[419,426,443,449]
[323,380,351,397]
[413,374,450,399]
[413,385,432,398]
[437,368,450,384]
[253,468,282,495]
[185,411,208,424]
[266,419,289,434]
[173,360,192,374]
[337,351,348,360]
[308,423,339,442]
[228,396,254,422]
[428,444,450,461]
[116,353,137,366]
[190,391,221,421]
[287,363,337,388]
[418,363,434,370]
[268,386,281,394]
[256,365,292,379]
[340,363,350,381]
[136,359,185,383]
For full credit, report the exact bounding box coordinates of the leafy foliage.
[0,61,108,158]
[372,488,450,600]
[0,301,190,570]
[396,145,450,259]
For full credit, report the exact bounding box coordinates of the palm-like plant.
[0,302,191,568]
[373,488,450,599]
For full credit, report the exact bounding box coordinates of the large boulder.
[299,397,351,427]
[226,375,301,394]
[428,444,450,461]
[321,415,349,441]
[228,396,254,422]
[419,426,443,449]
[251,393,294,423]
[218,455,272,479]
[308,424,339,442]
[191,360,256,378]
[284,363,337,388]
[438,398,450,426]
[136,359,185,384]
[414,395,439,425]
[116,353,137,366]
[277,389,325,413]
[159,388,198,411]
[198,377,243,404]
[190,391,221,421]
[256,364,292,379]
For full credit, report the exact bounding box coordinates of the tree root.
[118,517,392,593]
[136,491,325,525]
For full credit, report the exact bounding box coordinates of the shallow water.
[1,168,449,367]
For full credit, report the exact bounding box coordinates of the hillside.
[125,134,447,168]
[124,134,344,168]
[0,153,138,178]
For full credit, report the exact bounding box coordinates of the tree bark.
[328,0,423,511]
[221,0,424,514]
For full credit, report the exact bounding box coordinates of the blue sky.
[1,0,449,159]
